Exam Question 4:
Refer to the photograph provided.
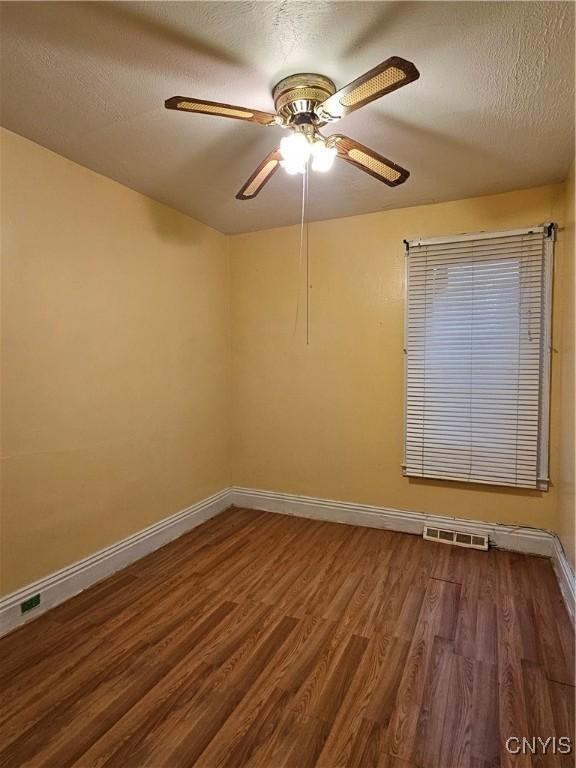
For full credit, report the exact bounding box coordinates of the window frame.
[402,224,555,490]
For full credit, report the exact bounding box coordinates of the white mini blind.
[404,225,554,489]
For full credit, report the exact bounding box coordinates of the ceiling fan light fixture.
[279,133,336,175]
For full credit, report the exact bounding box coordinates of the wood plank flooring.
[0,507,574,767]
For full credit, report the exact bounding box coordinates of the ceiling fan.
[165,56,419,200]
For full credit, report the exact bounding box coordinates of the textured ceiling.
[1,1,574,234]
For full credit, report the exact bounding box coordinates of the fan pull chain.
[293,160,310,343]
[305,162,310,345]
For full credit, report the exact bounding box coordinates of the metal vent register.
[423,525,489,551]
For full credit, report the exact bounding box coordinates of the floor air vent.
[423,526,488,551]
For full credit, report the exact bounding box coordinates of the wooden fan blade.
[331,135,409,186]
[316,57,419,121]
[165,97,278,126]
[236,149,281,200]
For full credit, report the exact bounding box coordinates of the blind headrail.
[404,223,554,250]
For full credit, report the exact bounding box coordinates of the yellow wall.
[558,163,575,569]
[2,126,573,597]
[1,128,231,594]
[230,184,568,530]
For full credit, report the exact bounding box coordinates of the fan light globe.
[311,143,337,172]
[280,159,306,175]
[280,133,310,165]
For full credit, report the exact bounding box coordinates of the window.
[403,225,554,489]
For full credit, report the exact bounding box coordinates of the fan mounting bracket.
[272,73,336,126]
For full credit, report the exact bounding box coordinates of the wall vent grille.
[423,526,488,551]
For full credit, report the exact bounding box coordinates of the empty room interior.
[1,1,575,766]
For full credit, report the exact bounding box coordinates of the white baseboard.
[231,486,576,620]
[0,488,232,638]
[551,536,576,622]
[2,485,573,638]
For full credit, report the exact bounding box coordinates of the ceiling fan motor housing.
[273,74,336,125]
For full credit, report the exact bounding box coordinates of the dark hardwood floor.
[0,507,574,767]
